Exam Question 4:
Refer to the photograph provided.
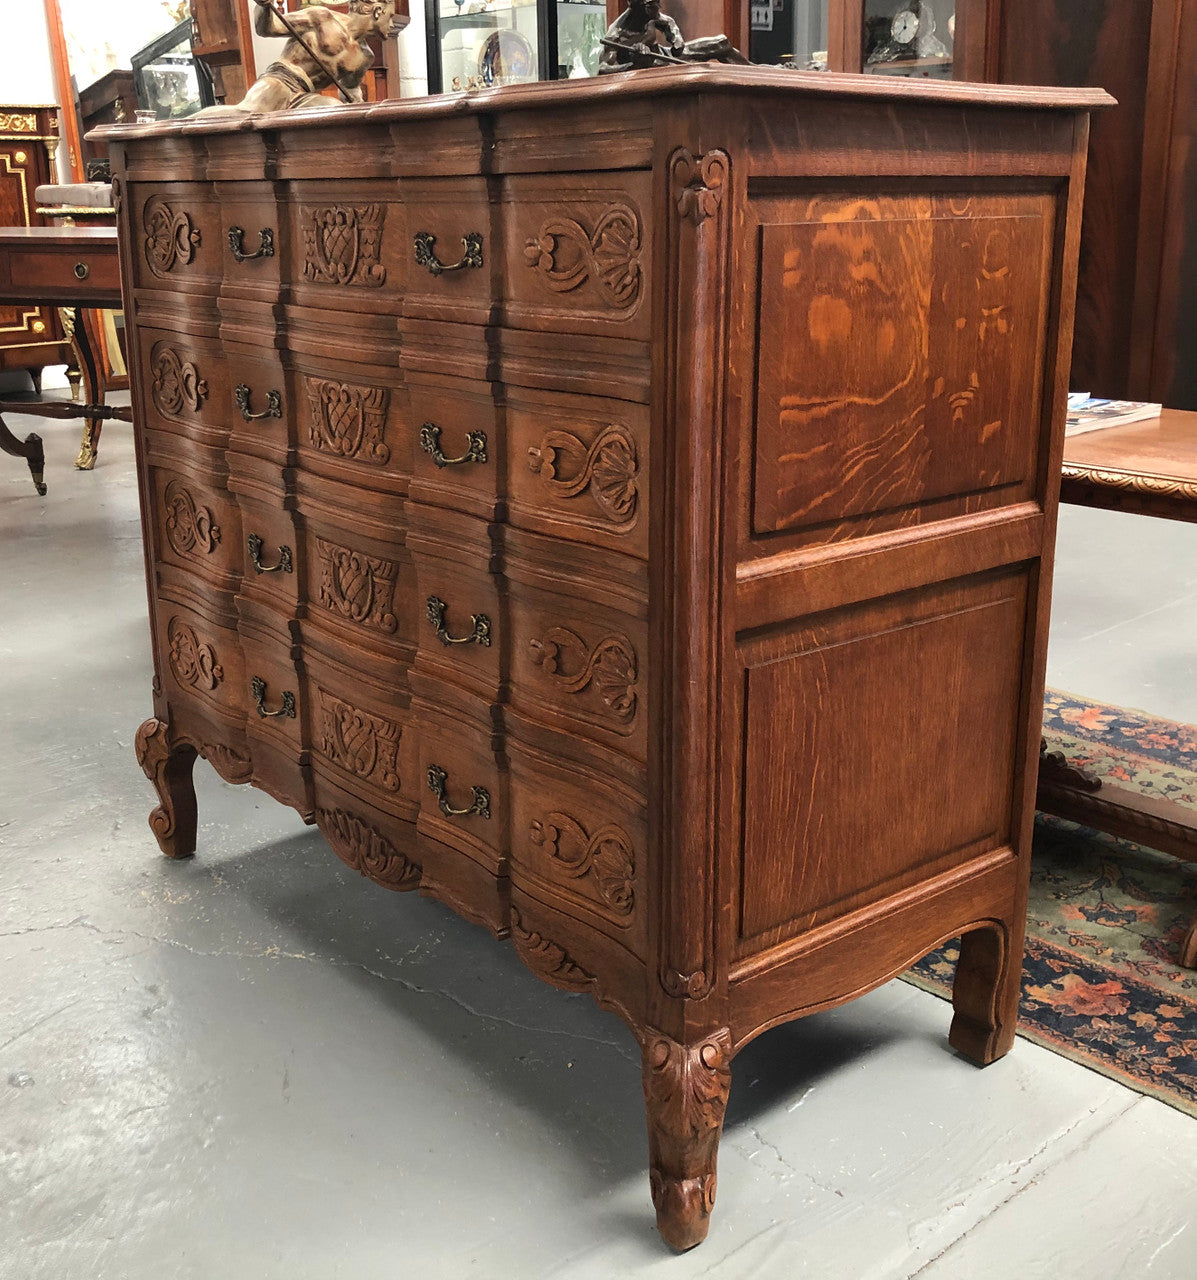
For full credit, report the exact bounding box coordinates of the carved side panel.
[163,479,221,558]
[303,205,387,287]
[525,423,640,529]
[166,617,224,693]
[315,537,400,634]
[316,807,420,891]
[143,197,201,278]
[304,376,391,464]
[529,812,635,916]
[316,687,401,792]
[151,344,209,420]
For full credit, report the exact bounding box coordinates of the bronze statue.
[598,0,747,74]
[198,0,399,115]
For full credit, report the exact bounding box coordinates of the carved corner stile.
[656,147,734,1011]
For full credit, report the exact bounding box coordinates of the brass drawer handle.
[426,596,491,647]
[228,226,275,262]
[235,384,282,421]
[250,676,296,719]
[247,533,293,574]
[413,231,483,276]
[419,423,487,468]
[74,261,90,280]
[427,764,490,819]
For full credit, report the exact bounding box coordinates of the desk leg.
[0,412,47,495]
[65,306,106,471]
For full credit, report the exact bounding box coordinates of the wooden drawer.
[216,180,282,299]
[138,330,231,448]
[508,739,647,958]
[402,177,494,325]
[238,602,308,814]
[223,350,290,460]
[501,171,652,341]
[7,237,121,300]
[282,180,408,312]
[413,695,506,877]
[128,183,222,294]
[234,494,300,614]
[147,462,242,592]
[505,386,648,559]
[155,595,246,726]
[407,374,499,520]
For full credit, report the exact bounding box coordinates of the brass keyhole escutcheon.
[74,262,90,280]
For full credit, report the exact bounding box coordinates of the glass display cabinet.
[130,19,216,121]
[425,0,609,93]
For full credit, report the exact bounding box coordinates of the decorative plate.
[478,27,535,85]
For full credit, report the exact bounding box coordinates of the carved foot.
[641,1028,732,1251]
[134,717,198,859]
[949,923,1020,1065]
[1180,913,1197,970]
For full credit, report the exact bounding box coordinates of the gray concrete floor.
[2,401,1196,1279]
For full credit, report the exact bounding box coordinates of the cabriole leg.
[640,1027,732,1251]
[134,717,198,860]
[949,921,1021,1065]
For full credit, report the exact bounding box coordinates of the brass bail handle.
[419,423,488,468]
[235,384,282,421]
[250,676,296,719]
[413,231,484,276]
[426,764,491,819]
[228,226,276,262]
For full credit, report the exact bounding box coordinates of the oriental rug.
[904,690,1197,1118]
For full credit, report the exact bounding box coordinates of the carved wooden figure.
[101,68,1105,1249]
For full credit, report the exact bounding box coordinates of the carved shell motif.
[527,627,638,726]
[529,812,635,915]
[524,204,642,310]
[526,424,639,529]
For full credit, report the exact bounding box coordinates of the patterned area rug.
[904,690,1197,1118]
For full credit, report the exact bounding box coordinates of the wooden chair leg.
[641,1027,732,1251]
[134,717,198,860]
[949,921,1022,1066]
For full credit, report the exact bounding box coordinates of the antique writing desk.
[1041,407,1197,967]
[101,67,1106,1249]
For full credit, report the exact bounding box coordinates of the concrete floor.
[2,402,1196,1279]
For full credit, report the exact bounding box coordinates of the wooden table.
[0,226,129,491]
[1039,407,1197,966]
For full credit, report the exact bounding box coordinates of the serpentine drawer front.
[103,67,1107,1252]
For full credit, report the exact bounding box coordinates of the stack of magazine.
[1065,392,1162,437]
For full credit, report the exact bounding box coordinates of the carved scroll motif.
[528,627,638,726]
[510,909,595,989]
[163,479,221,558]
[151,346,209,419]
[143,197,201,277]
[166,617,223,692]
[671,150,730,226]
[315,537,399,633]
[317,688,401,792]
[304,376,391,464]
[526,424,639,528]
[523,204,642,310]
[303,205,387,286]
[316,807,420,891]
[529,812,635,915]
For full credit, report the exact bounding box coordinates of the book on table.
[1066,393,1163,436]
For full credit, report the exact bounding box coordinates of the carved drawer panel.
[305,648,417,824]
[128,184,222,295]
[505,386,648,559]
[407,374,499,521]
[282,181,408,312]
[501,172,652,341]
[402,177,494,326]
[155,598,247,725]
[507,575,647,764]
[149,465,241,591]
[507,739,647,958]
[138,330,231,449]
[312,778,422,895]
[412,694,507,878]
[408,506,500,701]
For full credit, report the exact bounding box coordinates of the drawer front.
[138,330,231,447]
[312,780,422,894]
[236,495,300,613]
[508,741,647,958]
[149,464,242,590]
[407,375,499,520]
[414,698,506,875]
[403,177,494,325]
[9,242,121,301]
[224,351,290,459]
[506,386,648,559]
[410,538,501,700]
[282,181,408,311]
[129,183,222,294]
[156,598,247,724]
[217,182,282,298]
[502,171,652,340]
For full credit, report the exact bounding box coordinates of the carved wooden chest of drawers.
[103,67,1106,1250]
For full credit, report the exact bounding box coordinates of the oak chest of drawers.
[103,67,1106,1250]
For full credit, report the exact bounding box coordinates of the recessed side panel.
[751,191,1054,541]
[736,570,1028,955]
